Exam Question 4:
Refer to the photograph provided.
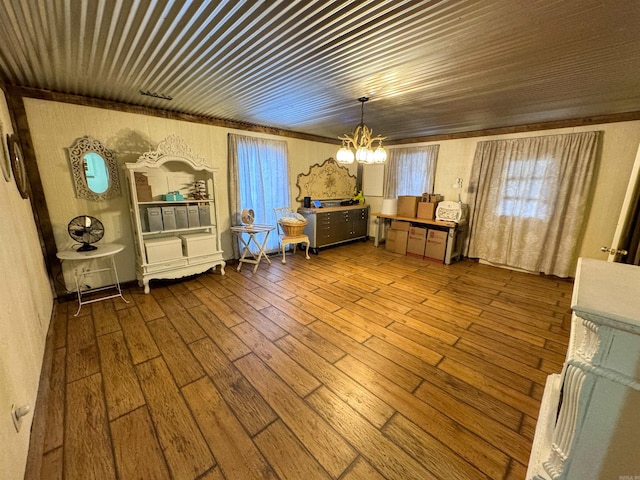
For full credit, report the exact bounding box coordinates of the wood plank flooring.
[27,241,573,480]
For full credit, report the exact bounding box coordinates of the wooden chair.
[273,207,311,264]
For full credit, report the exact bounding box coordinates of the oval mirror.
[83,152,110,194]
[68,136,121,201]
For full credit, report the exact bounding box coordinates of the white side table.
[56,243,129,316]
[231,224,275,273]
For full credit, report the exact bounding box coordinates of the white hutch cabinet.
[527,258,640,479]
[124,135,225,293]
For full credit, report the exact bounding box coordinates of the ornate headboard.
[295,158,356,201]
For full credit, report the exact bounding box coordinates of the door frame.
[608,141,640,262]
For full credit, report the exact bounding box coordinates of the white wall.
[363,122,640,264]
[23,98,341,289]
[0,90,54,480]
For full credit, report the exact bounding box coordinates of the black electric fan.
[68,215,104,251]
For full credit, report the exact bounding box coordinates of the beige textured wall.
[23,98,341,289]
[23,97,640,290]
[364,122,640,270]
[0,91,54,480]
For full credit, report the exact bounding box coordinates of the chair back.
[273,207,293,235]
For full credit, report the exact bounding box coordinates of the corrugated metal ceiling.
[1,0,639,142]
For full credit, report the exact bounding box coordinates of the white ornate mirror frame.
[67,135,121,201]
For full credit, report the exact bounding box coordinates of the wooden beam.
[7,85,640,146]
[387,111,640,144]
[6,86,338,145]
[4,89,63,296]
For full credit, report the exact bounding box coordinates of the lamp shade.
[373,145,387,163]
[355,147,369,162]
[336,146,355,164]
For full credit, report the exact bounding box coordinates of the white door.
[604,142,640,262]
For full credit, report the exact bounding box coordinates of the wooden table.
[371,212,465,265]
[231,224,275,273]
[56,243,129,316]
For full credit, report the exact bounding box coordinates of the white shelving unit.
[124,135,225,293]
[527,258,640,479]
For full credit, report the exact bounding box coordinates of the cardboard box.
[406,227,427,257]
[425,229,447,261]
[144,237,183,263]
[386,229,408,255]
[180,233,217,257]
[386,220,410,254]
[396,196,420,218]
[134,172,149,185]
[422,193,444,202]
[136,185,153,202]
[417,202,437,220]
[390,220,410,232]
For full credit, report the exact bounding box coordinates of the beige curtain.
[466,131,601,277]
[228,133,289,257]
[228,134,241,229]
[383,145,438,198]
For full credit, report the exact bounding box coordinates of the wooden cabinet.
[124,135,225,293]
[527,258,640,479]
[298,205,369,252]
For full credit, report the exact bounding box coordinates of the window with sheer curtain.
[383,145,439,198]
[466,131,601,277]
[228,134,289,255]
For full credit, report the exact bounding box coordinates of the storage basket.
[278,219,307,236]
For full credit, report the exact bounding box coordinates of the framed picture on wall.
[1,125,11,182]
[7,134,29,199]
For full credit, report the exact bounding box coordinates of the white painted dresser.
[527,258,640,479]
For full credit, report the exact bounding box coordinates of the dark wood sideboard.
[298,204,369,253]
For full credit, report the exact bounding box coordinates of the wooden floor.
[27,241,574,480]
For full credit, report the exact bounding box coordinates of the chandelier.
[336,97,387,165]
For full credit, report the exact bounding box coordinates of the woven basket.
[279,220,307,236]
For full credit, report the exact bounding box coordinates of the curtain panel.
[466,131,601,277]
[228,134,289,256]
[383,145,439,198]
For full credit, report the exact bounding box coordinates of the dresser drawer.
[144,258,188,273]
[188,253,222,265]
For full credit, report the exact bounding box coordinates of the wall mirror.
[68,136,121,201]
[8,134,29,198]
[1,123,12,182]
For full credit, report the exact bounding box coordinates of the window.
[228,134,289,253]
[497,157,551,220]
[467,131,601,277]
[383,145,438,198]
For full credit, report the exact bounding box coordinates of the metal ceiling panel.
[1,0,639,141]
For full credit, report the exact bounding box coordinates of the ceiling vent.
[139,90,173,101]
